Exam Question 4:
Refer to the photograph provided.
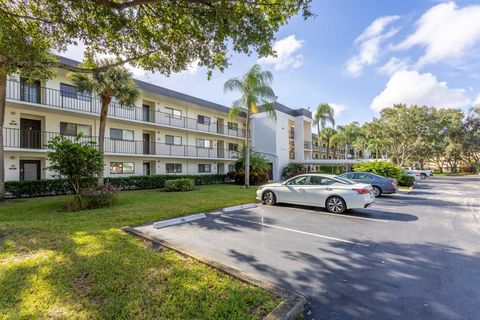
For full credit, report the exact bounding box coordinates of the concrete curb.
[122,224,307,320]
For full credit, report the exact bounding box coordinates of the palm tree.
[70,64,139,186]
[224,64,276,188]
[367,138,384,159]
[313,103,335,133]
[319,127,336,159]
[353,134,368,159]
[336,122,361,159]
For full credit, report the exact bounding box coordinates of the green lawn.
[0,185,279,319]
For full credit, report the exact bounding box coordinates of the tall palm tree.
[224,64,276,188]
[313,103,335,134]
[336,122,361,159]
[70,64,139,186]
[367,138,384,159]
[319,127,336,159]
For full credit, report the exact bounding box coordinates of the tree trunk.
[244,109,251,188]
[326,141,330,159]
[0,66,6,202]
[97,95,111,188]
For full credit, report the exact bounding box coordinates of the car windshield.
[333,176,356,185]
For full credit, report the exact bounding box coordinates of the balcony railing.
[3,128,236,159]
[304,141,312,149]
[6,79,246,138]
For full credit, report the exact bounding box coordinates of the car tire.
[262,191,276,205]
[420,173,427,179]
[326,196,347,214]
[372,186,382,197]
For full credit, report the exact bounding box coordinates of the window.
[166,163,182,173]
[286,176,308,186]
[60,83,91,101]
[354,173,372,180]
[165,135,182,145]
[228,122,238,130]
[197,115,211,125]
[60,122,92,136]
[197,138,212,148]
[165,107,182,119]
[308,176,336,186]
[198,164,211,173]
[110,128,134,141]
[228,143,238,151]
[228,164,235,172]
[314,154,319,159]
[110,162,134,174]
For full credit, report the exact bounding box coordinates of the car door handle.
[326,187,332,191]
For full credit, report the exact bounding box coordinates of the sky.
[64,0,480,129]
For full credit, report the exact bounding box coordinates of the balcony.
[304,141,312,149]
[3,128,236,160]
[6,79,246,139]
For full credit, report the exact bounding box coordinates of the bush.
[282,163,305,179]
[353,161,403,180]
[64,183,118,211]
[227,171,268,185]
[313,165,346,175]
[398,174,415,187]
[5,174,226,198]
[164,179,195,192]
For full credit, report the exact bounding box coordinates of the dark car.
[340,172,397,197]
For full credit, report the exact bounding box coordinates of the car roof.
[295,173,338,178]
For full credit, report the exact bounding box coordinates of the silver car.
[340,172,398,197]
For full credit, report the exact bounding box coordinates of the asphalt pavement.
[135,176,480,320]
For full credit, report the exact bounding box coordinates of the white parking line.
[219,215,369,247]
[271,206,389,222]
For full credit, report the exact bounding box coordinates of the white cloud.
[258,35,305,71]
[376,57,410,76]
[346,15,400,77]
[474,93,480,106]
[329,103,347,117]
[371,70,470,112]
[395,2,480,67]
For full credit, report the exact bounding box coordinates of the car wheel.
[262,191,276,205]
[372,186,382,197]
[420,173,427,179]
[326,196,346,214]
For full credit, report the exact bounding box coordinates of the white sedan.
[256,174,375,214]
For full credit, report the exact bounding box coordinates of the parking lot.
[135,176,480,320]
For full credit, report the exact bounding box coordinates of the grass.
[0,184,279,319]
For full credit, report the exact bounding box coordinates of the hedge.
[398,174,415,187]
[164,179,195,192]
[5,174,227,198]
[353,161,403,180]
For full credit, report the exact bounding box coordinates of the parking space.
[134,176,480,320]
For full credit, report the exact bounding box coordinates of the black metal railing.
[3,128,236,159]
[6,79,246,138]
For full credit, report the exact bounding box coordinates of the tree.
[336,122,361,159]
[47,135,104,205]
[0,0,312,200]
[70,63,139,186]
[313,103,335,146]
[224,64,276,187]
[319,127,336,159]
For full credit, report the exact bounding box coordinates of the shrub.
[398,174,415,187]
[164,179,195,192]
[282,163,305,179]
[5,174,226,198]
[353,161,403,180]
[64,183,118,211]
[313,165,345,175]
[227,171,268,185]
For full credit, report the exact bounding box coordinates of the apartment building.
[3,58,246,181]
[251,102,312,180]
[311,133,346,160]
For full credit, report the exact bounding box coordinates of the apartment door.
[20,118,41,149]
[143,162,151,175]
[142,104,151,122]
[20,160,41,181]
[143,133,150,154]
[217,118,224,134]
[217,163,224,174]
[217,140,225,158]
[20,78,41,103]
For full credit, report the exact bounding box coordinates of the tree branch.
[0,7,53,24]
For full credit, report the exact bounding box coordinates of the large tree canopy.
[1,0,313,74]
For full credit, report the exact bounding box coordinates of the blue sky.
[65,1,480,128]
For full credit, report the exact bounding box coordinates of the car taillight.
[388,179,396,185]
[352,188,369,194]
